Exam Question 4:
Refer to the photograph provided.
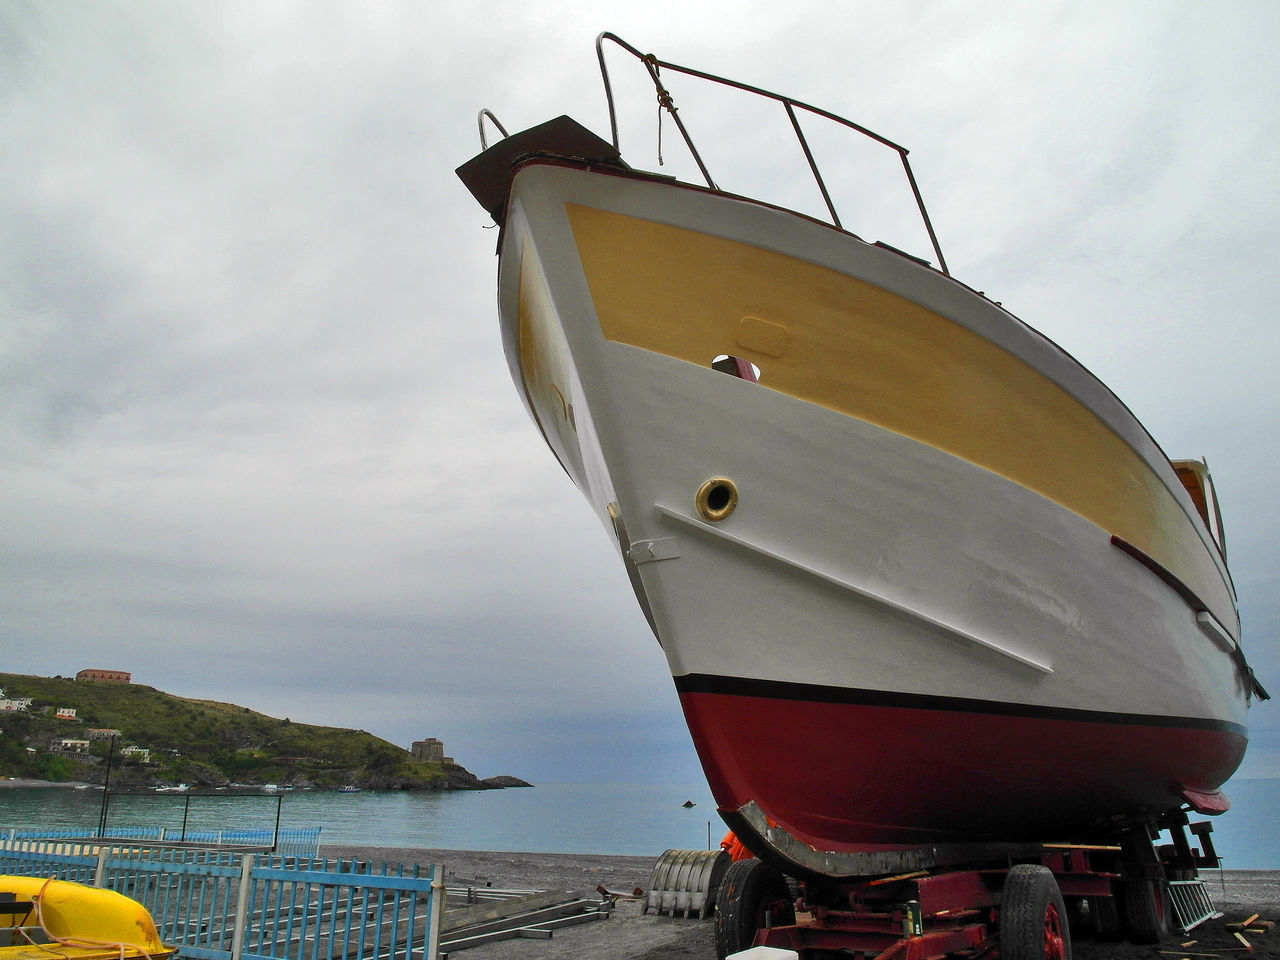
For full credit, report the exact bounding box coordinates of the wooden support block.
[1242,914,1259,927]
[1228,920,1273,933]
[1233,932,1253,951]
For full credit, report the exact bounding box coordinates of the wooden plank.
[445,899,598,939]
[441,889,581,931]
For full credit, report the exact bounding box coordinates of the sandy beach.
[0,778,97,789]
[320,845,1280,960]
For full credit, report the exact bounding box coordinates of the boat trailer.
[712,808,1224,960]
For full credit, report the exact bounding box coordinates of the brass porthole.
[695,477,739,522]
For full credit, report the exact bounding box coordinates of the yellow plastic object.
[0,875,176,960]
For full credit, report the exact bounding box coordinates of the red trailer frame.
[715,811,1223,960]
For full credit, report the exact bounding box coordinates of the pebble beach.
[321,845,1280,960]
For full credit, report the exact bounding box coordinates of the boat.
[0,875,176,960]
[457,34,1266,876]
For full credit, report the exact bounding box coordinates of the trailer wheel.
[714,858,795,960]
[1000,864,1071,960]
[1119,879,1170,944]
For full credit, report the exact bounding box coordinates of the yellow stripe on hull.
[564,202,1225,617]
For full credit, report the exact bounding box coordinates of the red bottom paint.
[679,687,1247,849]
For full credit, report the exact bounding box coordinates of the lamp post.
[96,734,116,838]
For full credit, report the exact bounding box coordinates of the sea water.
[2,778,1276,866]
[0,780,720,857]
[1198,778,1280,869]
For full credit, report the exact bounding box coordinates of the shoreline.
[0,778,98,789]
[321,844,1280,894]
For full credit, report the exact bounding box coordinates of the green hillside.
[0,672,482,790]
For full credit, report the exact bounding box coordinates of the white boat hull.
[490,159,1249,851]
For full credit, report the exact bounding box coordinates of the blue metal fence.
[0,825,322,858]
[0,840,444,960]
[243,861,441,960]
[106,847,247,960]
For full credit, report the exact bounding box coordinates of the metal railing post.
[477,109,509,150]
[427,865,446,960]
[899,151,949,276]
[230,855,254,960]
[94,847,109,888]
[785,100,842,229]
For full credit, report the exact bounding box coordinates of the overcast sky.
[3,2,1277,791]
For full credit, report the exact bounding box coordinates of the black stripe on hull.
[672,672,1246,737]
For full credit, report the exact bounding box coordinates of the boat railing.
[595,31,950,277]
[477,108,509,151]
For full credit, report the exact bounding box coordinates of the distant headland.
[0,671,531,792]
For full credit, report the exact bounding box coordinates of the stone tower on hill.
[410,737,445,763]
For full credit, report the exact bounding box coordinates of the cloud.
[2,0,1278,797]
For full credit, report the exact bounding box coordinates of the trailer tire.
[1119,879,1170,944]
[1000,864,1071,960]
[1090,891,1122,940]
[714,858,795,960]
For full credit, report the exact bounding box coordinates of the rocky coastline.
[0,773,533,792]
[357,767,534,792]
[0,672,533,793]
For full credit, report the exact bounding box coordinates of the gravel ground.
[322,844,713,959]
[321,847,1280,960]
